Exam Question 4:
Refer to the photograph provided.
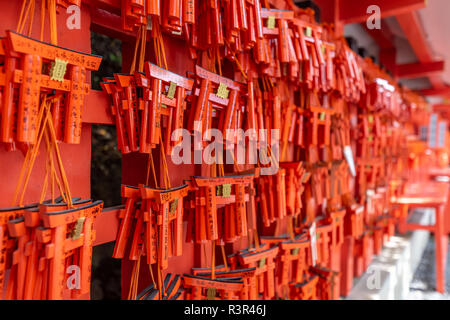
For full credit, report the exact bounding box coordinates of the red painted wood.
[0,2,94,207]
[420,86,450,97]
[89,0,121,13]
[118,32,216,299]
[396,11,446,91]
[0,125,92,206]
[0,2,102,300]
[391,182,449,205]
[93,207,121,246]
[433,105,450,122]
[379,48,397,76]
[446,191,450,235]
[393,181,449,293]
[330,244,341,299]
[429,167,450,178]
[90,6,137,42]
[84,90,115,125]
[314,0,344,36]
[1,0,439,300]
[396,60,445,79]
[397,11,433,62]
[339,236,354,297]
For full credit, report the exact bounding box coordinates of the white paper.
[343,145,356,177]
[428,113,438,148]
[438,121,447,148]
[310,222,317,267]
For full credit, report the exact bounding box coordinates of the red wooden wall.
[0,0,257,299]
[0,1,93,208]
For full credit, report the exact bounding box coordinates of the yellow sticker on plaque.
[267,16,276,29]
[50,58,68,82]
[305,26,312,37]
[217,184,232,197]
[259,258,267,268]
[319,112,326,121]
[166,81,177,99]
[71,217,85,240]
[206,287,217,300]
[222,184,232,197]
[216,83,229,99]
[170,199,178,214]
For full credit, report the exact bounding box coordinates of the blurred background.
[90,32,122,300]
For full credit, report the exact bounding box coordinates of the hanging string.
[12,0,77,209]
[224,39,247,80]
[46,102,73,208]
[129,26,142,74]
[220,245,229,271]
[157,259,164,298]
[12,95,59,206]
[27,0,35,37]
[127,259,138,300]
[287,216,295,240]
[18,0,33,34]
[216,47,222,76]
[45,132,53,201]
[153,36,160,67]
[133,252,142,299]
[202,243,208,271]
[267,145,279,170]
[40,0,45,41]
[16,0,28,32]
[152,25,169,153]
[211,240,216,280]
[210,156,219,279]
[127,248,144,300]
[14,97,50,206]
[39,153,50,203]
[12,144,32,206]
[254,228,260,248]
[138,26,147,73]
[146,150,159,188]
[233,55,247,80]
[127,24,159,194]
[146,17,173,299]
[39,129,59,204]
[148,264,157,292]
[126,24,151,300]
[48,0,57,45]
[252,79,263,248]
[159,135,171,189]
[43,128,66,203]
[157,24,168,70]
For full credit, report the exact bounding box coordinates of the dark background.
[89,32,123,300]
